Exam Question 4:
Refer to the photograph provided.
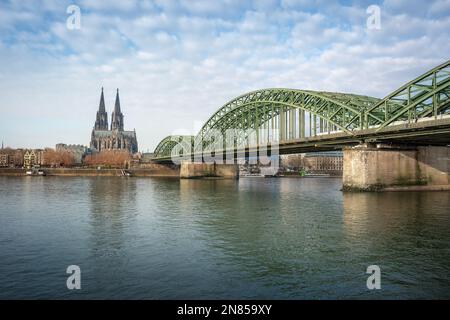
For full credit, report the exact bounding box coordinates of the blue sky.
[0,0,449,151]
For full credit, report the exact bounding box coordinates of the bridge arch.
[153,135,194,159]
[196,89,380,152]
[153,60,450,159]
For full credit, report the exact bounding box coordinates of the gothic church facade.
[90,88,138,154]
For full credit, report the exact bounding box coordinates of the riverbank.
[0,166,179,177]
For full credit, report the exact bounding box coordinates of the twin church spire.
[91,87,138,153]
[94,88,124,131]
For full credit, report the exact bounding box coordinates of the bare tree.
[84,150,131,168]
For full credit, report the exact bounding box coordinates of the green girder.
[153,135,194,158]
[366,60,450,130]
[154,60,450,159]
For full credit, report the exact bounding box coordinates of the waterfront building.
[10,149,25,167]
[304,151,343,174]
[0,154,8,167]
[280,154,306,171]
[23,149,44,168]
[280,152,343,175]
[0,148,30,168]
[90,88,138,154]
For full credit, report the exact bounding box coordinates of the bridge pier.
[180,161,239,179]
[343,144,450,191]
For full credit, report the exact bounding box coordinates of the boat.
[304,173,330,177]
[260,167,280,178]
[264,174,281,178]
[240,173,264,177]
[121,169,132,177]
[37,170,46,176]
[25,166,46,176]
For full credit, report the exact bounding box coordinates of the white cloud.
[0,0,448,151]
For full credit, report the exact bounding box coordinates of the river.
[0,176,449,299]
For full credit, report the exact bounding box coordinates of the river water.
[0,176,449,299]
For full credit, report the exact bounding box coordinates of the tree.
[84,150,131,168]
[43,148,75,167]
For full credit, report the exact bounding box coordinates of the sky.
[0,0,449,151]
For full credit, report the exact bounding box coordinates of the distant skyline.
[0,0,449,151]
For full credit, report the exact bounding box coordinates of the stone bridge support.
[343,144,450,191]
[180,161,239,179]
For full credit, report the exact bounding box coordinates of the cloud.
[0,0,448,151]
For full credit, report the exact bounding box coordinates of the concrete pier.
[343,144,450,191]
[180,162,239,179]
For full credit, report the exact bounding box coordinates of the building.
[55,144,87,164]
[90,88,138,154]
[280,152,343,174]
[304,151,343,174]
[6,149,25,167]
[23,149,44,168]
[280,154,305,171]
[0,154,8,167]
[0,143,8,167]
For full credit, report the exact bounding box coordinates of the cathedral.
[90,88,138,154]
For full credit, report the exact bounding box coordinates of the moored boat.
[25,166,46,176]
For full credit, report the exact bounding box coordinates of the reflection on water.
[343,192,450,298]
[0,176,449,299]
[86,178,138,297]
[89,178,137,250]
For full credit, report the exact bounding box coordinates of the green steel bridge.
[153,60,450,162]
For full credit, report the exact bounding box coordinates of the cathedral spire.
[90,88,138,153]
[114,88,121,114]
[111,88,124,131]
[99,87,106,113]
[94,87,108,130]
